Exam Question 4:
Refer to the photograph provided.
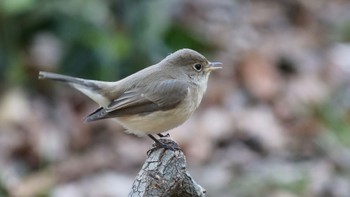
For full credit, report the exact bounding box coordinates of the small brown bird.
[39,49,222,147]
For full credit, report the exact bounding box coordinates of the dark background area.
[1,0,350,196]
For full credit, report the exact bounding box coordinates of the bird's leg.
[148,134,165,146]
[148,134,175,150]
[157,133,170,138]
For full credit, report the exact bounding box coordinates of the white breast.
[115,85,205,136]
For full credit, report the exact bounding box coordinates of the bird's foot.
[147,135,180,154]
[157,133,170,138]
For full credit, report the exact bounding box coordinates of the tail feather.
[38,71,112,107]
[39,71,100,90]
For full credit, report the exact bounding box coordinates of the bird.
[39,48,222,147]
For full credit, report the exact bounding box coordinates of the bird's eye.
[193,64,202,71]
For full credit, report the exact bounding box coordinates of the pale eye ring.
[193,63,202,71]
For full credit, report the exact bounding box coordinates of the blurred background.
[1,0,350,196]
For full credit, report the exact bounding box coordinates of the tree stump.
[128,139,206,197]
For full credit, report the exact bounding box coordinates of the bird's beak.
[207,61,223,72]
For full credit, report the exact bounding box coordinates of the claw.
[147,134,180,153]
[157,133,170,138]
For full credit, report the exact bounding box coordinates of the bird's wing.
[84,80,189,122]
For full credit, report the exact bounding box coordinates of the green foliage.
[164,25,211,52]
[0,0,37,15]
[336,20,350,42]
[0,0,212,86]
[0,180,9,197]
[315,85,350,146]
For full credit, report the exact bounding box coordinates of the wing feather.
[84,80,189,122]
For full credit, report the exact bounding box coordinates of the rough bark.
[128,139,206,197]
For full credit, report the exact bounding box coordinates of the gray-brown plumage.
[39,48,222,138]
